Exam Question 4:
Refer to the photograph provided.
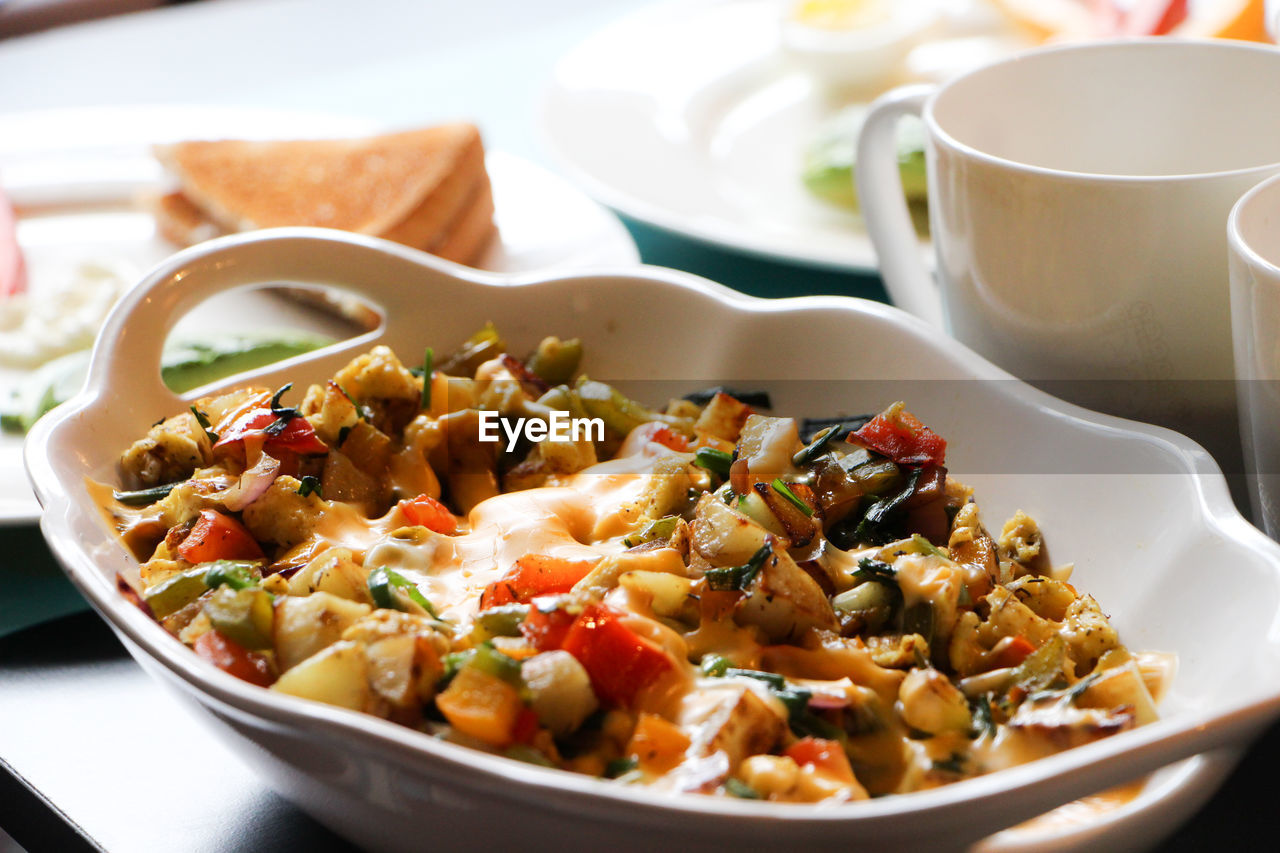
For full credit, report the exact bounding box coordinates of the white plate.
[0,105,639,525]
[539,0,1018,272]
[26,229,1280,852]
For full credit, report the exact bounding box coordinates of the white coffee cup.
[856,39,1280,446]
[1230,173,1280,537]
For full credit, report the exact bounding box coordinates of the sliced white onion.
[218,452,282,511]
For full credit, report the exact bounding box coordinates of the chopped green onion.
[911,533,947,558]
[724,778,761,799]
[468,642,523,685]
[474,604,529,638]
[296,475,323,498]
[793,424,842,466]
[623,515,679,549]
[970,695,997,739]
[421,347,434,410]
[693,447,733,478]
[202,560,260,590]
[604,757,639,779]
[853,557,896,583]
[190,406,219,443]
[723,668,786,691]
[368,566,438,616]
[704,543,773,591]
[699,654,731,677]
[771,479,814,517]
[113,482,178,507]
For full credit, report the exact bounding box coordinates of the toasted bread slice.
[430,173,497,265]
[150,123,496,266]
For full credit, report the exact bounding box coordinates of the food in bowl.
[101,327,1170,803]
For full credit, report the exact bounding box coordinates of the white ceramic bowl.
[25,229,1280,852]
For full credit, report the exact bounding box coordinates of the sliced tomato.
[0,186,26,298]
[561,603,674,707]
[520,605,577,651]
[178,509,265,564]
[194,629,274,686]
[852,404,946,466]
[784,737,855,783]
[479,555,598,610]
[213,406,328,460]
[400,494,457,534]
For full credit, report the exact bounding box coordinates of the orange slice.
[990,0,1268,42]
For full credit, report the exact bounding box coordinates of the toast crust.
[153,123,486,243]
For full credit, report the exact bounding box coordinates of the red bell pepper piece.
[178,509,265,564]
[852,404,946,466]
[784,737,856,782]
[194,629,274,687]
[399,494,457,535]
[213,405,328,460]
[632,421,690,452]
[560,603,674,707]
[520,605,577,652]
[479,555,598,610]
[511,706,541,745]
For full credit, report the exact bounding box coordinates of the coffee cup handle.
[855,84,944,328]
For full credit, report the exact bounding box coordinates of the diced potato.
[898,669,971,734]
[240,475,327,549]
[1077,656,1158,726]
[618,570,696,620]
[679,680,788,772]
[363,634,418,709]
[119,410,213,489]
[343,609,448,705]
[288,547,370,603]
[736,415,801,483]
[273,592,372,671]
[734,549,839,643]
[694,392,753,442]
[522,650,599,736]
[299,380,361,446]
[691,493,770,567]
[1008,700,1135,749]
[271,640,371,711]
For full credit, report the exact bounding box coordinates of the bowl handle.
[84,228,498,400]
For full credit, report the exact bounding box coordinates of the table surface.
[1,1,1277,851]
